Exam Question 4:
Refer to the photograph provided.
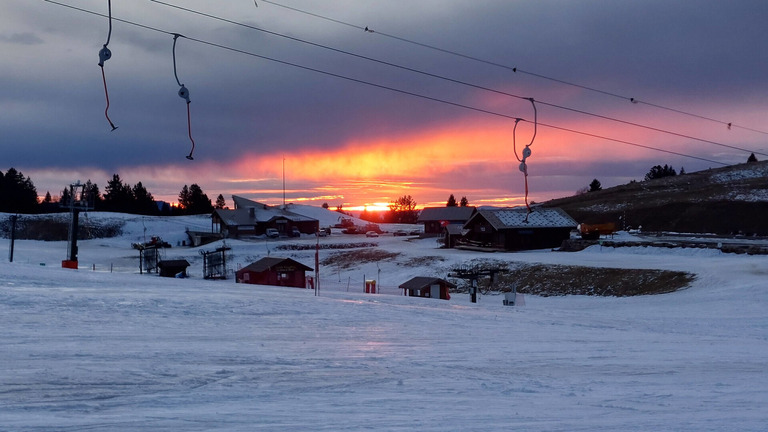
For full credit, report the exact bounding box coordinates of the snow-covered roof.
[469,207,577,230]
[216,196,317,225]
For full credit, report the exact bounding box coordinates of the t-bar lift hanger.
[98,0,117,131]
[172,33,195,160]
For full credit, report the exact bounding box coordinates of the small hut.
[158,259,190,278]
[399,277,455,300]
[236,257,313,288]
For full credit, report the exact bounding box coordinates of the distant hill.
[540,160,768,235]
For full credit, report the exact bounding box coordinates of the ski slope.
[1,212,767,431]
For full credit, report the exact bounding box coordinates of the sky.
[2,0,767,210]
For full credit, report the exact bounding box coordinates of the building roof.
[444,224,466,235]
[215,196,317,227]
[399,276,457,290]
[417,206,476,223]
[157,259,190,268]
[239,257,313,273]
[467,207,577,230]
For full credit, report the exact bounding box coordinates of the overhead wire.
[148,0,768,159]
[97,0,117,131]
[42,0,728,169]
[259,0,768,137]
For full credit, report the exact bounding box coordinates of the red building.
[236,257,313,288]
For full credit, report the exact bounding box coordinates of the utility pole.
[8,215,17,262]
[314,232,320,296]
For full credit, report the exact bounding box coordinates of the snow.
[711,164,768,183]
[1,212,767,431]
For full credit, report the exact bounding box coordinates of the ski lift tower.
[61,181,93,269]
[449,265,508,303]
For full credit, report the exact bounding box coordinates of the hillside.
[541,160,768,235]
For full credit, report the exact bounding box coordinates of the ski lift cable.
[147,0,768,159]
[42,0,730,168]
[97,0,117,131]
[258,0,768,137]
[172,33,195,160]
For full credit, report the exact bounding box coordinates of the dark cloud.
[2,0,767,206]
[0,32,43,45]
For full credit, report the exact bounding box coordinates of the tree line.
[0,168,225,215]
[340,194,471,224]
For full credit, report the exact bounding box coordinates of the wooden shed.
[157,259,190,278]
[399,277,455,300]
[441,224,467,248]
[459,207,576,251]
[236,257,313,288]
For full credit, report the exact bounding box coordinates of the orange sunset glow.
[7,0,765,218]
[216,116,663,208]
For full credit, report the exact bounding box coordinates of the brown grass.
[477,263,695,297]
[321,249,401,269]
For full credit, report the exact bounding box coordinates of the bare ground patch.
[399,255,446,267]
[458,263,695,297]
[321,249,402,269]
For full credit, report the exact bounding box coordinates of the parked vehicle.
[393,230,408,236]
[265,228,279,238]
[363,223,383,234]
[290,227,301,237]
[365,231,379,237]
[577,222,617,240]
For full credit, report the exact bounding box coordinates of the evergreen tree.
[84,180,103,210]
[132,182,157,215]
[178,185,191,210]
[644,164,677,181]
[60,187,71,208]
[103,174,134,213]
[39,190,58,213]
[446,194,457,207]
[0,168,39,213]
[181,184,214,214]
[747,153,758,163]
[589,179,602,192]
[215,194,227,209]
[460,196,469,207]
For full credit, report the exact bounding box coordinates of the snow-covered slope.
[1,212,767,431]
